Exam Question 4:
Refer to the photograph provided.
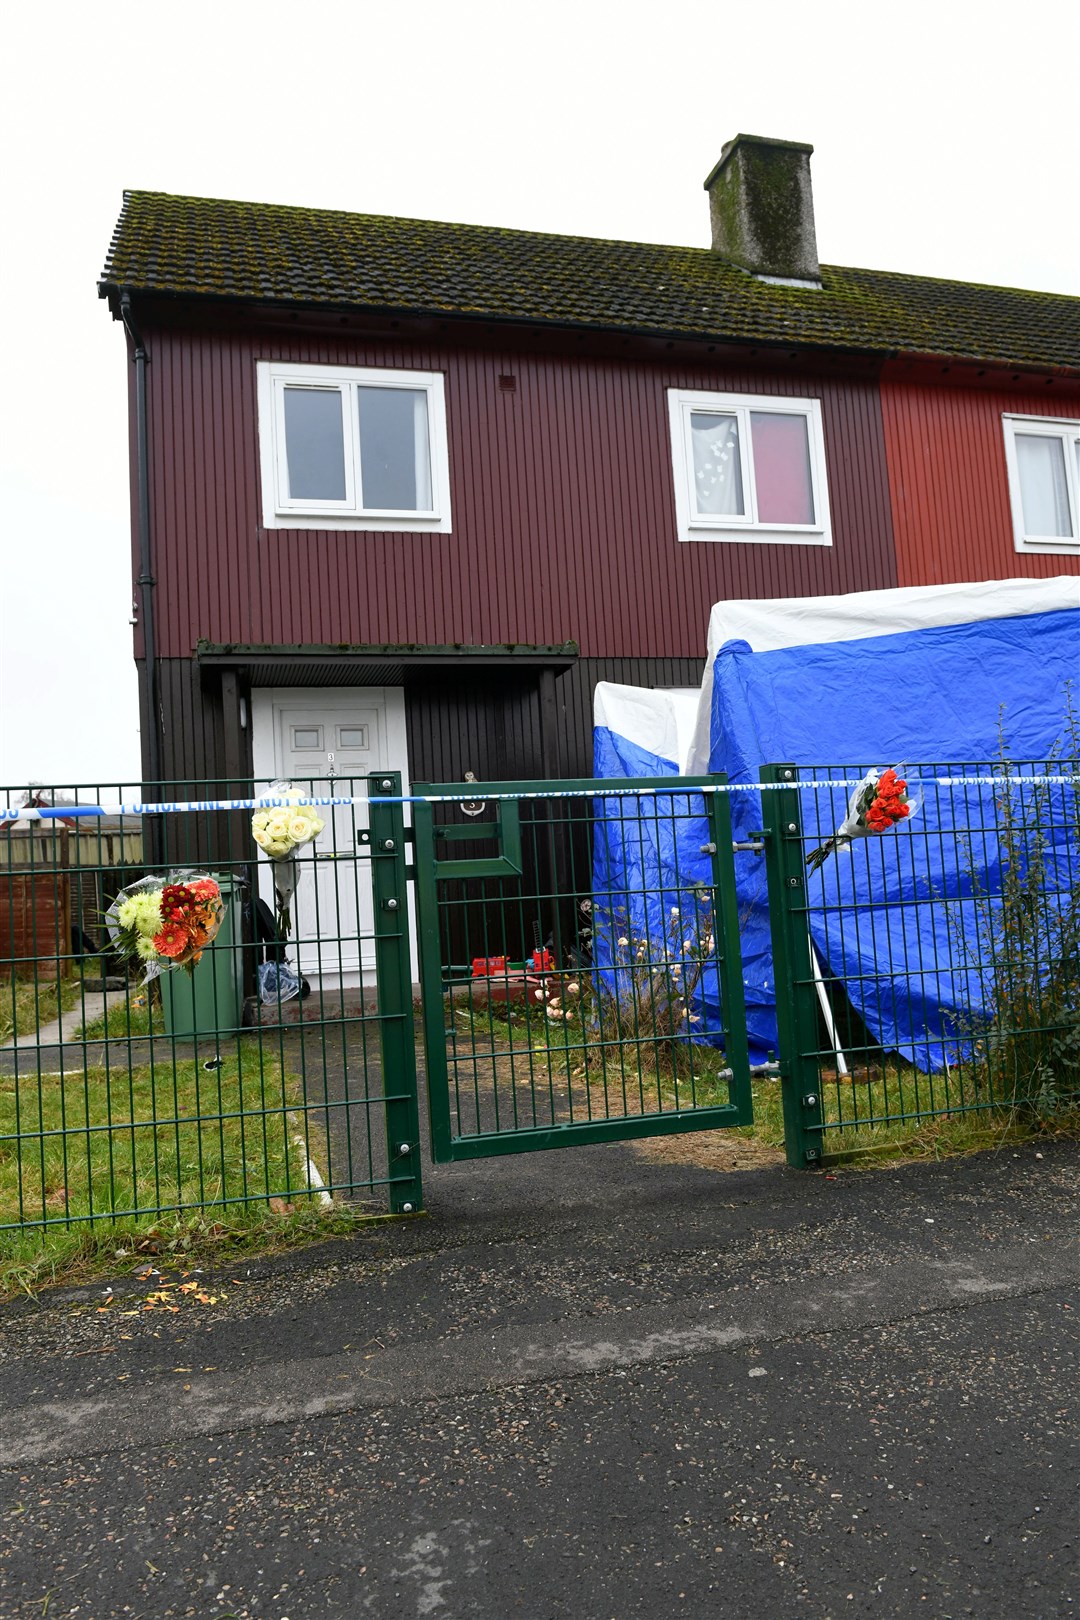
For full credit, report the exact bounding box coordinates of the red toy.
[471,956,507,977]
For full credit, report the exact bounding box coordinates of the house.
[99,134,1080,805]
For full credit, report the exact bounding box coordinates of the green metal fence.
[761,759,1080,1166]
[0,774,421,1232]
[412,776,753,1160]
[3,756,1076,1234]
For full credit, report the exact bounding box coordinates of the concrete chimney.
[704,134,820,286]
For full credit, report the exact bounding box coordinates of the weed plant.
[949,703,1080,1118]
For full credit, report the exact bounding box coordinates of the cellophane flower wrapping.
[251,782,326,938]
[109,872,226,981]
[806,766,919,873]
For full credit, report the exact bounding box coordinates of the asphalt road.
[1,1137,1077,1618]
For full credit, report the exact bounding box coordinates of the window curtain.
[413,391,433,511]
[690,413,744,516]
[750,412,815,525]
[1016,434,1073,537]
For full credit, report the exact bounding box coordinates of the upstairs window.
[257,362,452,532]
[1003,414,1080,554]
[668,390,832,546]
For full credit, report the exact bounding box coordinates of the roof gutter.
[888,349,1080,384]
[120,293,162,793]
[100,283,1080,383]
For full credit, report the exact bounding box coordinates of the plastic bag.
[258,959,302,1005]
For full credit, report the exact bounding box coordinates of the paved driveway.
[1,1138,1077,1617]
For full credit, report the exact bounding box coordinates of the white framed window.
[1002,414,1080,555]
[668,389,832,547]
[256,361,453,532]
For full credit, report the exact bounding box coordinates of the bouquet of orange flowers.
[805,766,917,873]
[110,872,226,979]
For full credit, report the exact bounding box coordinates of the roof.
[100,189,1080,374]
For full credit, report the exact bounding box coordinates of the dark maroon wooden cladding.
[139,318,898,660]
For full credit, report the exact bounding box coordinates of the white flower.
[617,936,629,948]
[117,891,162,935]
[534,989,545,1002]
[670,907,680,918]
[566,982,579,995]
[288,815,313,844]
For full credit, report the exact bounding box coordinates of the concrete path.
[1,1137,1077,1617]
[0,990,110,1051]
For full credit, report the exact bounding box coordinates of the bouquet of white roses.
[251,783,325,936]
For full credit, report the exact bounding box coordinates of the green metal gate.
[411,776,753,1162]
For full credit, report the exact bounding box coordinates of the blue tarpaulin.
[592,584,1080,1065]
[591,687,724,1040]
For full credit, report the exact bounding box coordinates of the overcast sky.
[2,0,1078,791]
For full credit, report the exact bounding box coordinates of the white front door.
[252,687,410,985]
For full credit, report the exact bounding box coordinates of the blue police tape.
[2,772,1076,822]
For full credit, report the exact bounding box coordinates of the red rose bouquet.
[806,766,917,873]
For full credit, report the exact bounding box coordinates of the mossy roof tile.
[100,190,1080,373]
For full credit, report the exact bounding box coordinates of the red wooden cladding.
[880,367,1080,587]
[139,323,898,660]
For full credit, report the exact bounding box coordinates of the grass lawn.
[454,996,1078,1166]
[77,989,164,1042]
[725,1063,1080,1164]
[0,1047,338,1292]
[1,975,87,1044]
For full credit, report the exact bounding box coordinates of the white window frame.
[668,389,832,547]
[256,361,453,533]
[1002,413,1080,556]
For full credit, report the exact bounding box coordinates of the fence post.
[368,772,424,1213]
[704,777,752,1120]
[759,764,826,1168]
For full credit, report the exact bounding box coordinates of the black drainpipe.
[120,292,162,795]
